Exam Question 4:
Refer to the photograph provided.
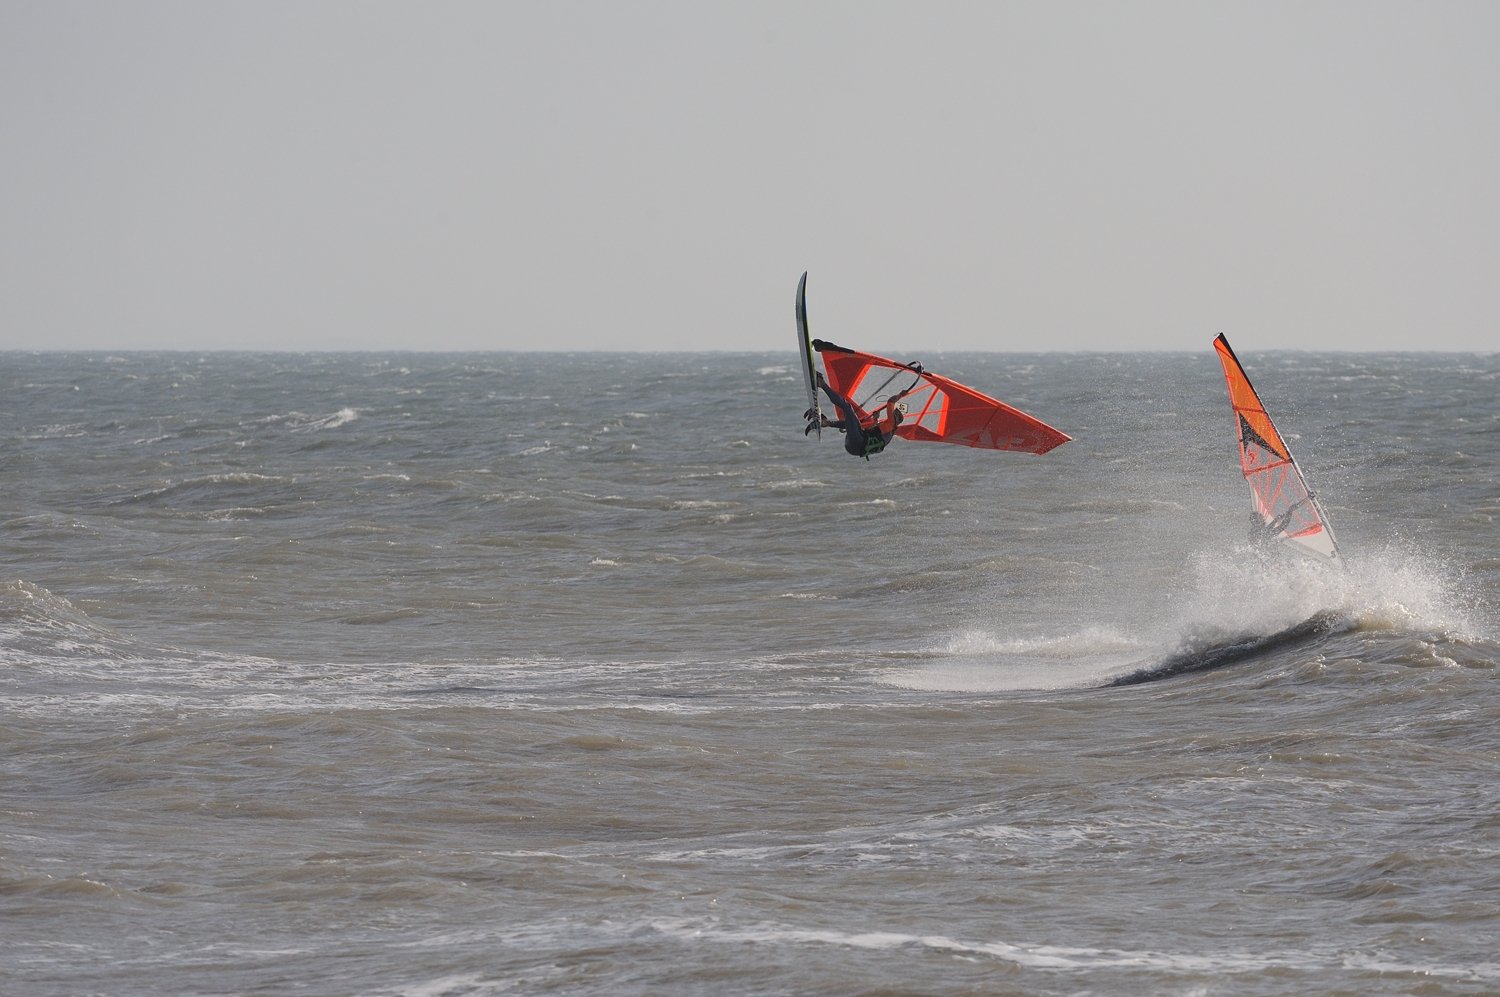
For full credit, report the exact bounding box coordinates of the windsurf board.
[796,271,821,438]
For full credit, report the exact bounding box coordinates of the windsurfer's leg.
[818,380,860,425]
[818,382,868,455]
[840,420,867,456]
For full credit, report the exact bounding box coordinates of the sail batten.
[1213,334,1341,562]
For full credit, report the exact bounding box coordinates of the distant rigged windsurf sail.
[813,339,1071,454]
[1212,334,1341,561]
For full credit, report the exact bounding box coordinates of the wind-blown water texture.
[3,351,1499,995]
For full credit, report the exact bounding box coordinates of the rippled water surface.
[3,350,1499,995]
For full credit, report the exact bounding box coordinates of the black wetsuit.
[819,379,892,459]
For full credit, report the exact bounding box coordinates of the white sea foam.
[265,407,361,432]
[1168,538,1485,642]
[887,530,1491,693]
[306,407,359,430]
[644,918,1500,979]
[881,627,1148,693]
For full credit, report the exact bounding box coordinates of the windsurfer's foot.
[804,420,817,436]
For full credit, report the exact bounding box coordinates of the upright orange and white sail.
[1212,334,1341,561]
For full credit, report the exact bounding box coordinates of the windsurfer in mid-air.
[806,372,911,460]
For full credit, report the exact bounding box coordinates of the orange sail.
[814,339,1070,455]
[1212,334,1340,561]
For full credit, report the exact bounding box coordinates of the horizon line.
[4,346,1496,356]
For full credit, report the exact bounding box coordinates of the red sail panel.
[815,341,1070,455]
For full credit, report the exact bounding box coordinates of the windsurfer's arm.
[883,396,907,424]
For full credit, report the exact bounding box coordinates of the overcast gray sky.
[2,1,1496,352]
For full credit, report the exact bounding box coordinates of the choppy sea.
[3,350,1498,996]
